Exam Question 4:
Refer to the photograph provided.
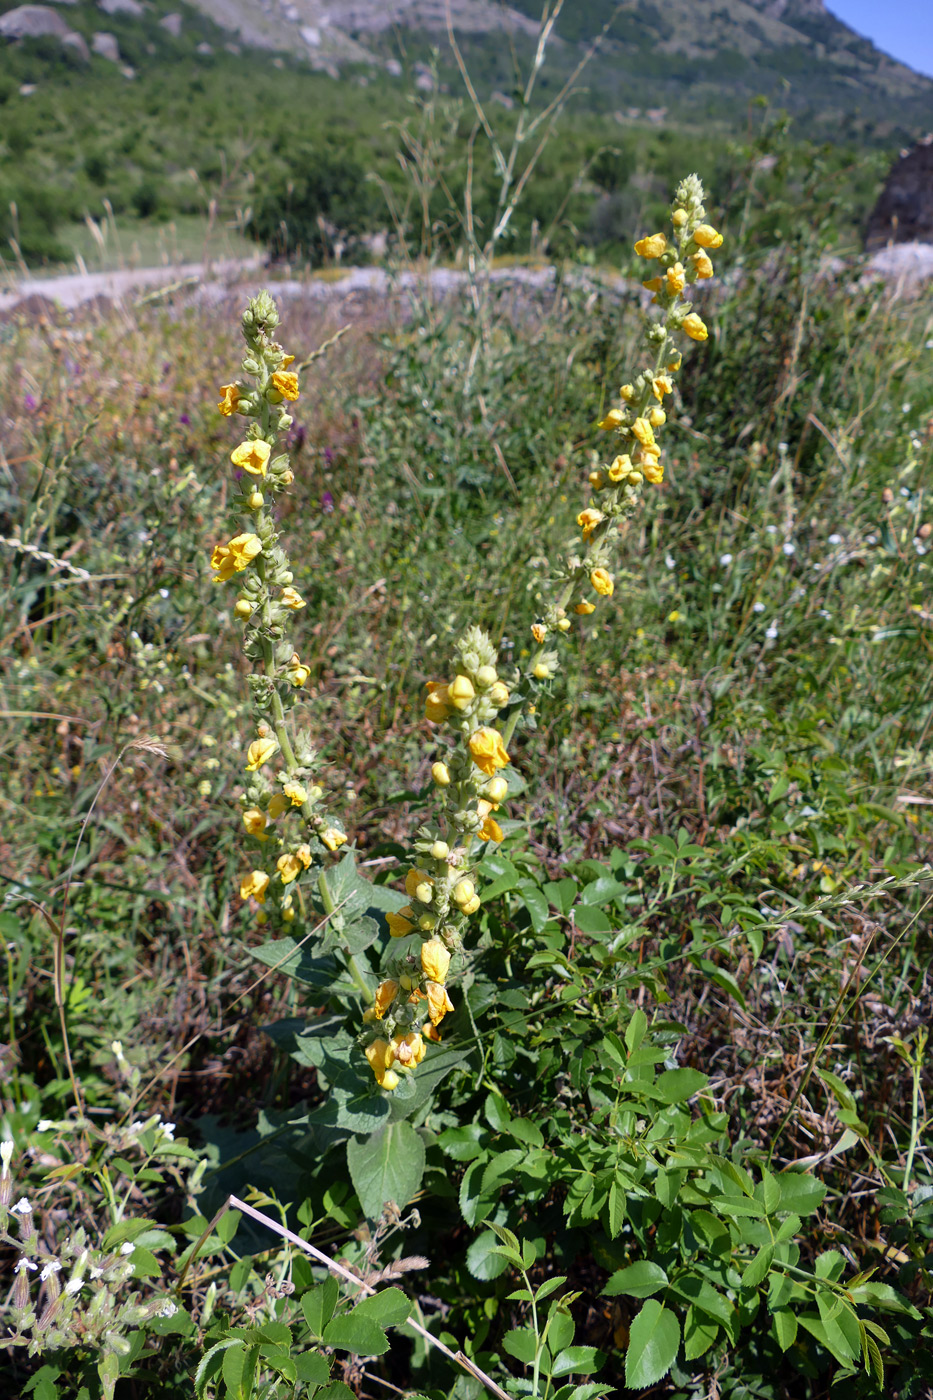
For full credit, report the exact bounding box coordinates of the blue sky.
[827,1,933,78]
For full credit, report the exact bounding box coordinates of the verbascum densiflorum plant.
[360,175,723,1089]
[212,292,348,935]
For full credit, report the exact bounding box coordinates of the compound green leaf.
[624,1300,680,1388]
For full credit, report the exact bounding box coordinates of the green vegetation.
[2,116,933,1396]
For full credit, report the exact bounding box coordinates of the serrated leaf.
[683,1305,718,1360]
[772,1308,798,1351]
[347,1120,425,1219]
[741,1244,774,1290]
[624,1300,680,1388]
[321,1314,390,1356]
[301,1278,339,1337]
[603,1262,668,1299]
[353,1287,410,1330]
[778,1170,827,1215]
[502,1327,538,1365]
[465,1230,511,1281]
[292,1351,331,1385]
[551,1345,602,1377]
[656,1068,708,1103]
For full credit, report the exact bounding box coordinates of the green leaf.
[508,1117,544,1148]
[551,1346,602,1377]
[625,1008,648,1054]
[353,1287,410,1329]
[683,1306,718,1360]
[292,1351,331,1385]
[195,1339,241,1395]
[482,1148,525,1194]
[222,1341,248,1397]
[502,1327,538,1365]
[741,1244,774,1290]
[347,1120,425,1219]
[777,1170,827,1215]
[519,882,550,933]
[578,877,628,906]
[604,1262,668,1299]
[466,1230,511,1281]
[484,1092,512,1133]
[656,1068,708,1103]
[697,959,747,1009]
[301,1277,339,1337]
[772,1309,798,1351]
[251,941,360,998]
[535,1276,569,1303]
[624,1300,680,1388]
[321,1313,390,1356]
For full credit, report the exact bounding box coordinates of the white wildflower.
[39,1261,62,1281]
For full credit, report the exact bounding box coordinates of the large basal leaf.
[347,1120,426,1219]
[251,941,360,998]
[624,1300,680,1388]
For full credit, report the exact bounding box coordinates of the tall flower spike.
[360,177,718,1091]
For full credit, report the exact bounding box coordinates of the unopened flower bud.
[414,881,434,906]
[486,681,509,708]
[557,617,571,632]
[452,879,475,908]
[461,894,481,916]
[248,490,264,509]
[430,840,450,861]
[234,598,253,619]
[881,487,894,503]
[484,776,508,804]
[431,761,451,786]
[418,913,436,932]
[475,665,497,688]
[449,675,475,710]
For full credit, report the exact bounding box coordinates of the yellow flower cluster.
[211,292,350,936]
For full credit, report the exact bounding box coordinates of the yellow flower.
[386,911,415,938]
[667,350,683,372]
[598,408,625,431]
[321,828,347,852]
[643,459,664,485]
[479,814,504,843]
[425,981,455,1026]
[281,586,306,610]
[218,383,240,416]
[691,251,714,279]
[286,654,311,687]
[374,979,399,1018]
[231,440,271,477]
[668,609,682,622]
[268,792,290,819]
[431,761,451,787]
[619,383,636,401]
[423,1020,442,1043]
[608,454,631,483]
[484,775,508,806]
[283,780,307,807]
[577,508,604,541]
[631,418,655,448]
[277,852,303,885]
[365,1038,400,1091]
[469,727,510,776]
[693,223,723,249]
[424,683,451,723]
[575,600,596,615]
[421,938,451,984]
[211,532,263,583]
[589,468,606,490]
[297,844,313,868]
[390,1031,426,1068]
[246,736,278,771]
[665,262,685,293]
[242,807,268,840]
[533,662,551,681]
[271,370,300,401]
[240,869,269,903]
[652,375,673,400]
[642,277,663,294]
[531,622,547,643]
[281,355,295,368]
[449,675,475,710]
[634,232,667,258]
[405,868,431,898]
[591,568,614,597]
[682,312,708,342]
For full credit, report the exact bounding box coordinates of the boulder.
[866,136,933,250]
[159,11,181,35]
[98,0,144,14]
[61,26,88,56]
[0,5,71,38]
[91,29,120,60]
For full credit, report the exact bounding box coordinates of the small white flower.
[159,588,169,599]
[766,524,777,534]
[111,1040,125,1061]
[753,602,765,613]
[65,1278,83,1295]
[137,530,148,542]
[36,1120,53,1133]
[40,1261,62,1281]
[14,1257,37,1273]
[866,534,878,545]
[719,553,733,566]
[665,553,675,570]
[765,625,779,640]
[1,1140,13,1173]
[159,1122,176,1141]
[901,488,910,498]
[120,1242,136,1256]
[782,541,796,556]
[89,1267,103,1280]
[916,544,928,556]
[158,1300,178,1318]
[828,533,842,545]
[128,1120,144,1133]
[819,609,831,618]
[11,1197,32,1215]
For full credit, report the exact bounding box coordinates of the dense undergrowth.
[1,165,933,1398]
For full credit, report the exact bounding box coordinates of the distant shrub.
[251,148,379,262]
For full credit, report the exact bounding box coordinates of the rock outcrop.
[91,29,121,60]
[866,136,933,249]
[0,5,88,57]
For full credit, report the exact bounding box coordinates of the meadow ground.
[1,227,932,1396]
